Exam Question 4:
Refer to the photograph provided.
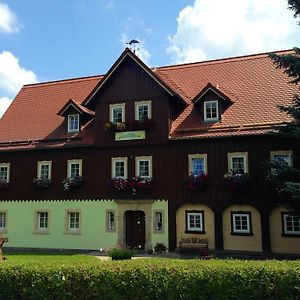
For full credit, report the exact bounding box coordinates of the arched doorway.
[125,210,145,250]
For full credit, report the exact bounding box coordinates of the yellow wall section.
[270,206,300,254]
[176,203,215,250]
[223,204,262,252]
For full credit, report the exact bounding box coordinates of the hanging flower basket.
[0,179,9,190]
[33,177,52,190]
[224,171,251,192]
[62,176,82,192]
[104,122,126,132]
[184,174,209,191]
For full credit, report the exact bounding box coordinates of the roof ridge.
[154,49,292,71]
[24,74,104,88]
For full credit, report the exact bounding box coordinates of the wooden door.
[125,210,145,250]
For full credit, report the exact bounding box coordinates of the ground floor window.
[185,210,205,233]
[0,211,7,233]
[106,210,116,232]
[231,211,252,235]
[65,210,81,234]
[35,211,49,233]
[282,213,300,236]
[154,210,164,233]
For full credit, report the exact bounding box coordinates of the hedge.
[0,259,300,299]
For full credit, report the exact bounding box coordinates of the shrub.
[107,248,133,260]
[154,242,167,253]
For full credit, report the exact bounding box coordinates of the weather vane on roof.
[127,39,140,55]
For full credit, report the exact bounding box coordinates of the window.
[135,156,152,178]
[65,210,81,234]
[110,103,125,123]
[112,157,128,178]
[282,213,300,236]
[204,100,219,121]
[67,159,82,178]
[185,210,205,233]
[231,212,252,235]
[34,211,49,233]
[106,210,116,232]
[0,211,7,233]
[154,210,164,233]
[37,161,52,179]
[228,152,248,174]
[271,151,293,167]
[188,154,207,176]
[135,101,152,120]
[68,114,80,132]
[0,163,10,182]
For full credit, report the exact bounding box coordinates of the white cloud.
[120,34,151,65]
[0,51,38,94]
[167,0,300,63]
[0,3,19,33]
[0,96,12,117]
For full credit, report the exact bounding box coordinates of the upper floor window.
[37,161,52,179]
[68,114,80,132]
[228,152,248,175]
[135,101,152,120]
[282,213,300,236]
[112,157,128,178]
[204,100,218,122]
[0,163,10,182]
[67,159,82,178]
[110,103,125,123]
[135,156,152,178]
[271,151,293,167]
[188,154,207,176]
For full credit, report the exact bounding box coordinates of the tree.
[268,0,300,204]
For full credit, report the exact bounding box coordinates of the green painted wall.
[0,199,168,251]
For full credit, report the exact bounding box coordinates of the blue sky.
[0,0,299,116]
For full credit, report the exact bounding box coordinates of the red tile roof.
[0,50,297,149]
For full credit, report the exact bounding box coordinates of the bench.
[0,235,8,262]
[178,237,208,256]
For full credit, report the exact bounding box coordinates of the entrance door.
[125,210,145,250]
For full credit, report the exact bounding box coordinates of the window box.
[109,177,128,191]
[184,174,209,191]
[105,122,126,132]
[0,179,9,190]
[108,176,153,194]
[33,177,52,190]
[224,172,251,192]
[62,176,82,192]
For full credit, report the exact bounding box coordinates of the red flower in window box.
[224,171,251,192]
[109,177,153,194]
[184,174,209,191]
[0,179,9,189]
[109,177,128,191]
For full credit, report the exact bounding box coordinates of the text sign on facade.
[115,130,146,141]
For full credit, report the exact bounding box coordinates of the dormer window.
[68,114,80,132]
[110,103,125,123]
[204,100,218,122]
[135,101,152,120]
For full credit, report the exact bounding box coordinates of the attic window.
[204,100,218,122]
[68,114,80,132]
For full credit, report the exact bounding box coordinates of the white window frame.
[227,152,248,174]
[135,156,152,178]
[109,103,125,123]
[204,100,219,122]
[67,159,82,178]
[153,210,164,233]
[232,213,251,234]
[111,157,128,179]
[283,213,300,235]
[0,163,10,182]
[135,100,152,120]
[34,210,50,234]
[65,210,81,234]
[270,150,293,167]
[188,154,207,176]
[106,209,116,232]
[186,211,204,232]
[37,161,52,179]
[0,210,7,233]
[68,114,80,132]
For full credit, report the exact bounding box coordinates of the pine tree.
[268,0,300,204]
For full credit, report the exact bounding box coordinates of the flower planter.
[62,176,82,191]
[33,178,52,190]
[224,172,251,192]
[109,177,153,195]
[184,174,209,191]
[0,179,9,190]
[104,122,126,132]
